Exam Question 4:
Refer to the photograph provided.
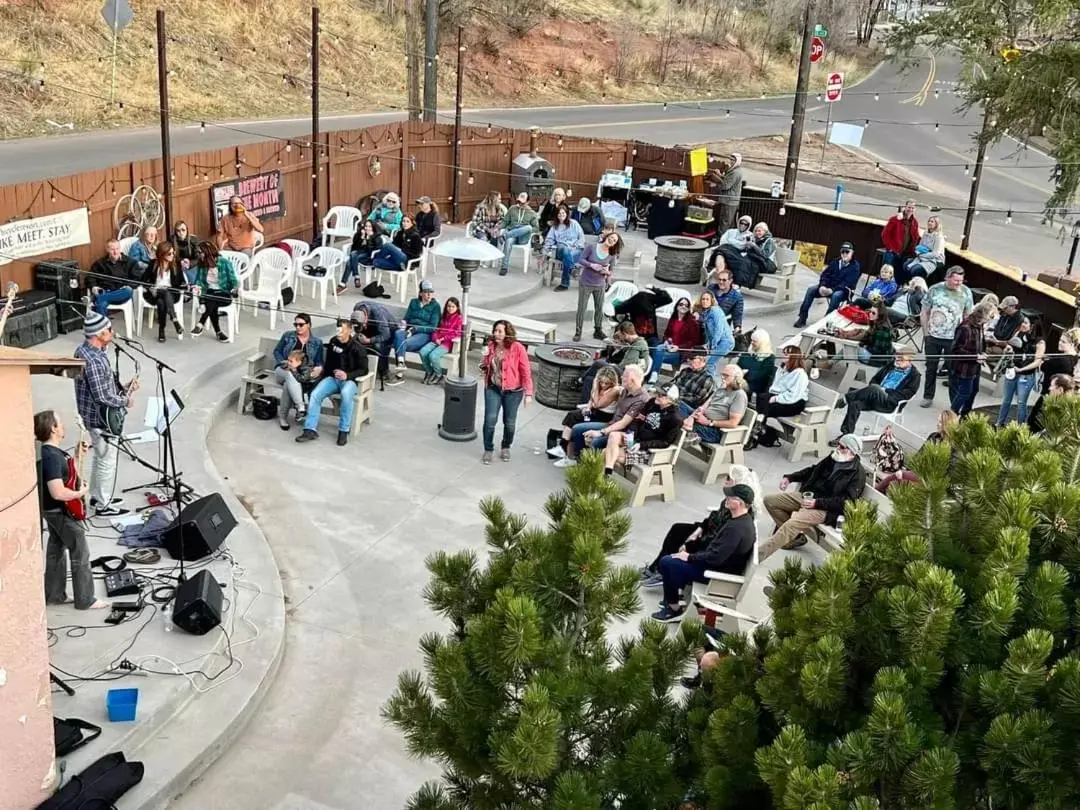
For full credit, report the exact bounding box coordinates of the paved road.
[0,51,1063,259]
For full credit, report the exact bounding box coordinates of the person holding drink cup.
[760,433,865,560]
[215,195,264,254]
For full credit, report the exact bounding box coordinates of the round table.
[534,344,596,410]
[654,235,709,284]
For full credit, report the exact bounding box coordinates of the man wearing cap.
[571,197,603,236]
[74,312,137,518]
[986,295,1023,360]
[682,363,747,443]
[598,382,684,476]
[761,434,866,559]
[650,482,756,622]
[391,279,441,382]
[920,266,973,407]
[670,350,716,411]
[707,153,744,232]
[835,347,922,436]
[794,242,862,328]
[498,192,539,276]
[351,300,396,382]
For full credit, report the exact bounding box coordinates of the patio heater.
[431,237,504,442]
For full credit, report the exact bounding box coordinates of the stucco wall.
[0,363,57,806]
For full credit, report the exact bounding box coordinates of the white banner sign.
[0,208,91,266]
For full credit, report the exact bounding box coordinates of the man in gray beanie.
[74,312,136,517]
[760,433,865,560]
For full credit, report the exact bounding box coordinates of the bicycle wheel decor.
[113,184,166,239]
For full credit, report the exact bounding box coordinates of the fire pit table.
[653,234,709,285]
[534,344,596,410]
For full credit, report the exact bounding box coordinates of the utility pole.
[404,0,421,119]
[783,0,814,201]
[422,0,439,122]
[311,4,320,241]
[961,104,991,251]
[155,9,173,236]
[451,25,464,223]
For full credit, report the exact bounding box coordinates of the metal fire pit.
[534,344,595,410]
[654,234,709,284]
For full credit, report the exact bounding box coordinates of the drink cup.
[625,431,635,449]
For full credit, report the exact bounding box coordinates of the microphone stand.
[112,336,190,582]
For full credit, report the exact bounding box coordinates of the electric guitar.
[0,281,19,345]
[101,374,139,435]
[64,415,89,521]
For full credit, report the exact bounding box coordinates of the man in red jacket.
[881,199,921,271]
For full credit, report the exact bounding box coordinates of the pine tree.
[383,451,699,810]
[686,397,1080,809]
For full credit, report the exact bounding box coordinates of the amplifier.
[5,304,57,349]
[104,570,140,597]
[35,259,85,335]
[0,289,57,316]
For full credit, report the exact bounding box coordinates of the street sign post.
[810,36,825,63]
[825,71,844,103]
[101,0,134,103]
[813,23,829,37]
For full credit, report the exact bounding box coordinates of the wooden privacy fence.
[0,120,633,291]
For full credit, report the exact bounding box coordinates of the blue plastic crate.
[106,688,139,722]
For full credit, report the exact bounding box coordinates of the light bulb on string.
[49,189,56,203]
[779,205,786,216]
[874,92,879,101]
[467,172,475,185]
[864,119,870,128]
[815,94,821,102]
[934,88,939,99]
[668,199,675,208]
[1006,209,1012,224]
[662,102,667,110]
[875,162,880,171]
[934,122,939,131]
[202,172,208,181]
[200,122,206,133]
[963,164,969,175]
[285,143,292,153]
[725,109,730,117]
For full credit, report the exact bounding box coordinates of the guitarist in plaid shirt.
[74,312,135,517]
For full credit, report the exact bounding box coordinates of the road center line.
[935,144,1054,195]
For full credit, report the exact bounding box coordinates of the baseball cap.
[841,242,854,252]
[419,279,434,293]
[416,195,432,204]
[837,434,861,455]
[660,383,680,402]
[723,483,755,506]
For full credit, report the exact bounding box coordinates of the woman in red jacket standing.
[648,296,702,384]
[881,198,921,270]
[480,320,534,464]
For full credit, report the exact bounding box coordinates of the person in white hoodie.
[748,345,809,448]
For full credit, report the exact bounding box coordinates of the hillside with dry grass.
[0,0,876,139]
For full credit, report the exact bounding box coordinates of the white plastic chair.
[321,206,362,249]
[656,287,694,321]
[251,231,265,253]
[117,236,139,256]
[378,250,425,304]
[221,250,254,295]
[188,254,247,344]
[600,280,639,317]
[239,248,291,328]
[279,238,311,288]
[298,246,345,311]
[422,234,441,277]
[138,288,186,335]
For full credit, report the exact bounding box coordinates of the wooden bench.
[237,336,375,436]
[742,247,798,305]
[680,408,757,485]
[775,380,839,462]
[614,431,686,508]
[467,306,557,347]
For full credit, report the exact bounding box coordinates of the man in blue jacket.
[794,242,861,328]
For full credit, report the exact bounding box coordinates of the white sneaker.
[647,372,659,385]
[546,445,566,459]
[553,457,577,468]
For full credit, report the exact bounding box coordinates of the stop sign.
[825,71,844,103]
[810,36,825,63]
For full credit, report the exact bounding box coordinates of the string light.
[285,143,292,153]
[1006,209,1012,224]
[200,122,206,133]
[964,164,970,175]
[934,122,940,131]
[467,172,475,185]
[874,92,879,101]
[934,88,939,99]
[779,205,786,216]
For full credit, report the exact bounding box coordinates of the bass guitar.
[101,375,139,436]
[0,281,19,345]
[64,415,89,521]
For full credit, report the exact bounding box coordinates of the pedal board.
[104,570,140,598]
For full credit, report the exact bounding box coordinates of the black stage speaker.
[172,569,224,635]
[162,492,237,561]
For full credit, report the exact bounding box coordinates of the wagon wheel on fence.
[115,215,140,241]
[132,185,165,229]
[632,198,651,228]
